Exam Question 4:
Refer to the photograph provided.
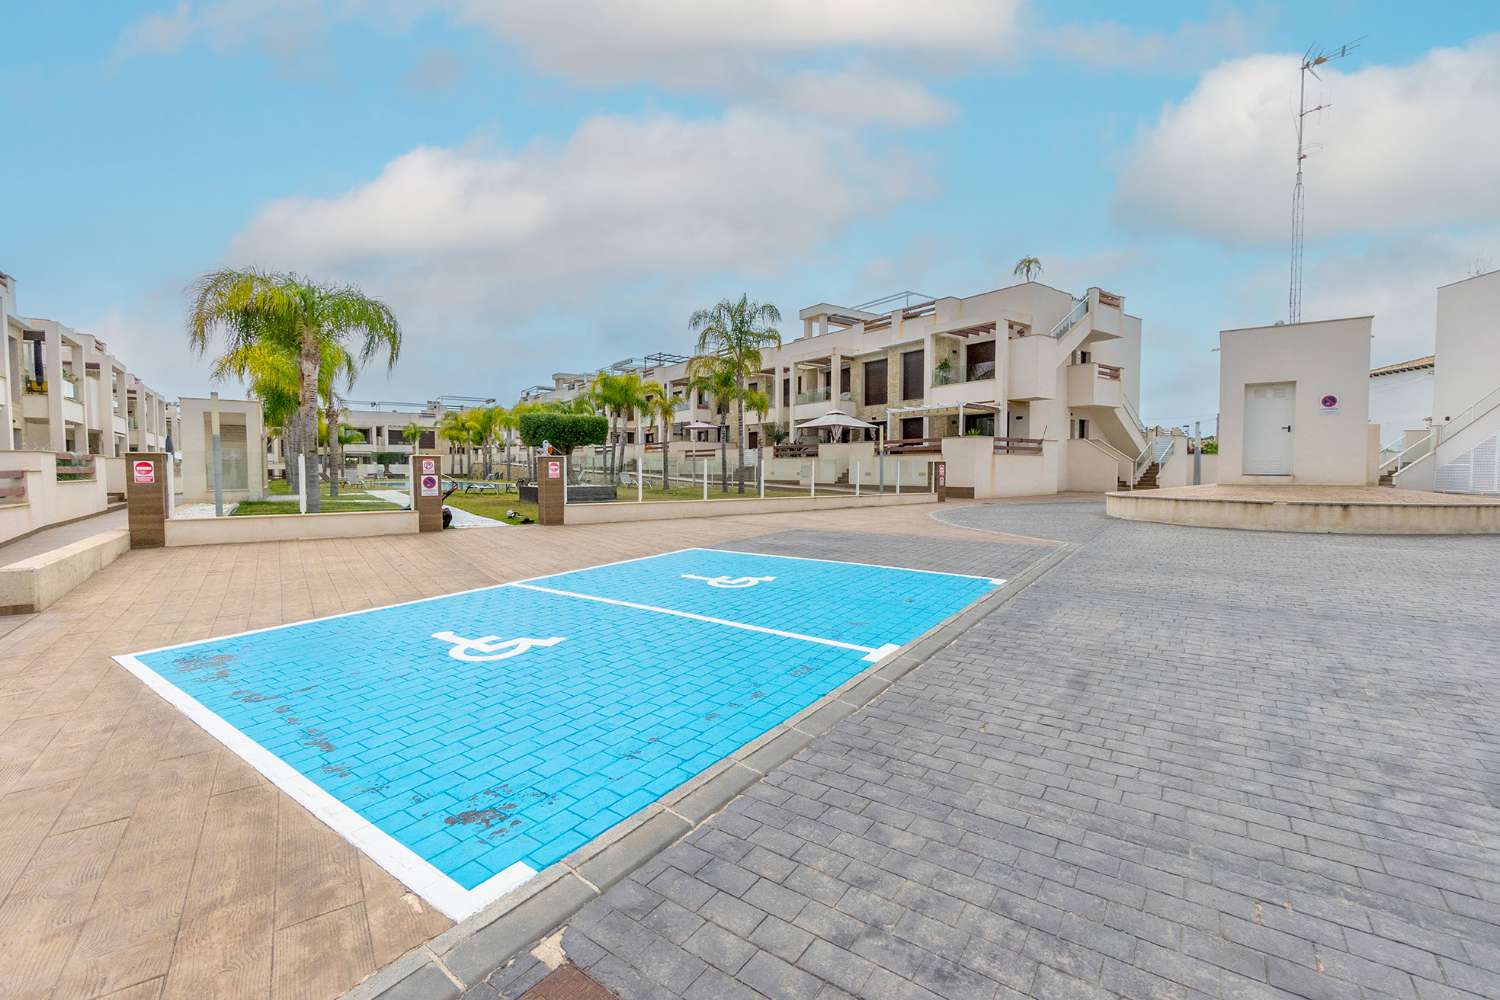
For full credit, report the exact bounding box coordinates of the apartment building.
[265,398,486,479]
[1,271,170,456]
[532,280,1151,497]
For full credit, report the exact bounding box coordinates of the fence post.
[125,452,168,548]
[854,461,861,497]
[810,462,816,498]
[702,460,708,500]
[759,450,765,498]
[895,462,902,495]
[410,454,444,532]
[297,454,307,514]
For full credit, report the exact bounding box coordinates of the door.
[1243,381,1294,475]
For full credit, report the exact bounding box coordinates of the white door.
[1243,382,1295,475]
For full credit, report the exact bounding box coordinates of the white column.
[923,333,936,398]
[45,330,65,452]
[829,350,841,411]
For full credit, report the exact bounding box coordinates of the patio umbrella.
[796,411,877,431]
[685,420,720,431]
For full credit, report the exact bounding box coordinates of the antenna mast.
[1289,39,1360,324]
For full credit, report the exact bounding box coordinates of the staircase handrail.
[1120,394,1149,438]
[1047,296,1090,339]
[1378,431,1434,475]
[1437,385,1500,445]
[1130,434,1173,487]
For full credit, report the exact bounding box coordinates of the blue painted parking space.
[115,547,1001,918]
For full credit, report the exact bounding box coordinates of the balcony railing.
[882,436,943,454]
[774,442,819,458]
[1096,363,1122,381]
[796,388,831,405]
[1047,296,1090,338]
[932,360,996,386]
[994,436,1043,456]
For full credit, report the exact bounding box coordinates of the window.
[863,359,888,405]
[901,417,924,440]
[840,367,850,394]
[901,350,923,400]
[782,377,790,403]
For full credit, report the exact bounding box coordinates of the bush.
[518,412,608,455]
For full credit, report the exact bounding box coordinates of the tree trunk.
[719,416,728,493]
[735,382,746,494]
[298,334,321,513]
[327,408,341,497]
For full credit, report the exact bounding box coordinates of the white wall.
[1434,270,1500,425]
[1369,368,1433,442]
[1218,316,1375,486]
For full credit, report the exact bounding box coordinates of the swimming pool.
[115,547,1002,918]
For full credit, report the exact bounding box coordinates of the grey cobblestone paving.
[555,504,1500,1000]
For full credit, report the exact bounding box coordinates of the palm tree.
[189,268,400,513]
[465,405,504,480]
[332,421,364,493]
[687,354,738,492]
[1013,256,1043,282]
[438,410,472,476]
[493,407,518,480]
[591,371,648,483]
[401,420,425,450]
[208,336,355,496]
[641,381,677,490]
[689,295,782,493]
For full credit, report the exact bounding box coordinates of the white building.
[528,280,1154,497]
[1368,355,1434,446]
[1427,269,1500,494]
[2,272,169,457]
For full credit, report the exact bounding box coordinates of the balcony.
[795,388,831,405]
[931,360,995,387]
[1066,363,1124,409]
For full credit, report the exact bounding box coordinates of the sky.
[3,2,1497,428]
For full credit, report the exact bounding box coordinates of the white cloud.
[1116,36,1500,243]
[224,108,928,373]
[1041,9,1262,72]
[1234,232,1500,368]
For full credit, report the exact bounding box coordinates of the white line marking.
[110,651,533,921]
[508,582,882,656]
[863,643,902,663]
[684,547,1008,587]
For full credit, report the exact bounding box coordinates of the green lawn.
[265,481,382,502]
[232,499,400,516]
[445,494,538,525]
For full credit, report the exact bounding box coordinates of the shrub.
[518,412,608,456]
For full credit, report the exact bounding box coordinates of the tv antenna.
[1288,38,1361,324]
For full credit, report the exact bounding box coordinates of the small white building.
[1217,317,1378,486]
[1368,355,1433,446]
[1428,269,1500,493]
[176,396,266,503]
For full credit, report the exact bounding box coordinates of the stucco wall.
[164,510,418,546]
[1218,317,1374,485]
[1433,270,1500,426]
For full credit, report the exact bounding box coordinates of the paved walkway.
[552,502,1500,1000]
[0,501,992,1000]
[0,508,127,568]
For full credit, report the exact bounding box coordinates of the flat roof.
[1221,315,1375,334]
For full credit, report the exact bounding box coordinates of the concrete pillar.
[410,454,444,531]
[125,451,168,547]
[829,350,841,410]
[537,451,565,525]
[45,330,64,452]
[923,333,935,398]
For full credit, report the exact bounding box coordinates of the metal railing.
[1378,432,1434,476]
[1130,435,1173,487]
[1047,296,1089,339]
[1437,385,1500,444]
[1121,395,1149,439]
[882,436,944,454]
[774,442,819,458]
[931,360,996,386]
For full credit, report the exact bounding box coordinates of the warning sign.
[133,460,155,485]
[547,461,561,479]
[420,474,439,497]
[421,457,437,475]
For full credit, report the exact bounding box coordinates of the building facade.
[1428,269,1500,494]
[523,280,1152,497]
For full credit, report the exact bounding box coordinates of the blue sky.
[3,2,1497,427]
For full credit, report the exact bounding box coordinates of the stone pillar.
[931,460,947,502]
[410,454,444,532]
[125,451,168,547]
[537,452,565,525]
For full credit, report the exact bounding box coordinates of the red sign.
[421,457,437,475]
[132,460,155,485]
[547,461,561,479]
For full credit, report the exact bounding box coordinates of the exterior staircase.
[1118,462,1160,491]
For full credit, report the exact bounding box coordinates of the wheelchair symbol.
[431,631,565,662]
[681,574,775,589]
